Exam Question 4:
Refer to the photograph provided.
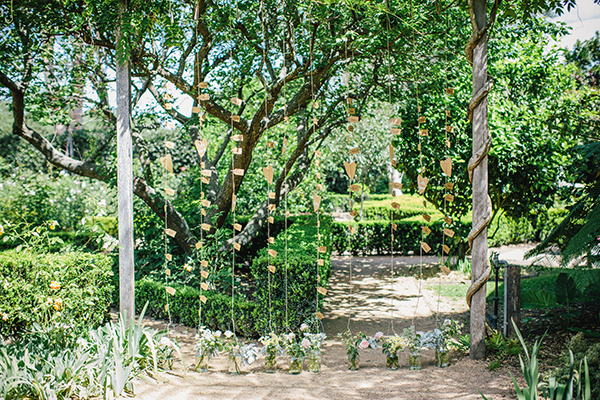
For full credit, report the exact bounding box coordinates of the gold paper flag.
[445,182,454,190]
[268,204,276,211]
[317,287,327,296]
[165,141,175,149]
[194,138,208,158]
[390,118,402,125]
[232,169,245,176]
[349,210,358,217]
[201,260,209,267]
[201,282,209,290]
[316,183,324,191]
[192,106,201,114]
[201,223,211,231]
[445,125,454,133]
[201,176,210,184]
[195,242,202,250]
[316,311,324,320]
[233,223,242,231]
[344,161,357,180]
[445,194,455,202]
[198,82,208,89]
[201,270,209,278]
[268,192,276,199]
[166,269,171,276]
[165,188,175,196]
[232,147,242,155]
[347,97,353,105]
[166,286,176,296]
[422,226,431,235]
[262,165,274,184]
[200,295,207,304]
[349,184,360,192]
[392,182,402,190]
[313,194,322,212]
[440,157,452,177]
[348,116,359,123]
[165,304,169,312]
[267,141,275,148]
[198,93,209,101]
[391,128,401,135]
[268,249,278,258]
[418,116,426,123]
[233,243,241,251]
[422,213,431,222]
[348,107,356,115]
[349,225,355,234]
[268,237,275,244]
[317,259,325,266]
[391,222,397,231]
[389,144,394,162]
[441,265,451,275]
[165,228,176,237]
[444,216,453,225]
[232,134,244,141]
[318,246,327,253]
[419,129,429,137]
[349,147,359,155]
[231,97,242,106]
[445,87,455,95]
[443,228,455,238]
[160,154,173,173]
[417,175,429,194]
[165,103,172,110]
[421,242,431,253]
[231,115,240,122]
[201,199,210,207]
[166,254,172,261]
[268,265,276,273]
[443,244,451,254]
[391,202,400,210]
[268,216,274,224]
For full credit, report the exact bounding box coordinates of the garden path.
[132,248,533,399]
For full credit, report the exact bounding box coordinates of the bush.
[135,278,256,337]
[0,250,114,339]
[331,219,471,256]
[251,215,332,335]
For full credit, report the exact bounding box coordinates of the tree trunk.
[469,0,489,360]
[116,0,135,320]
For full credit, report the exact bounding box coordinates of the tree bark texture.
[116,0,135,320]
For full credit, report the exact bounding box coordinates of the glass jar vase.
[386,352,400,370]
[435,348,449,368]
[195,354,210,372]
[228,352,241,375]
[264,352,277,373]
[408,349,422,371]
[288,356,303,374]
[307,349,322,373]
[348,352,359,371]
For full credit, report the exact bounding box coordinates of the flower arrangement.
[337,330,383,371]
[221,330,242,374]
[402,326,424,370]
[283,332,305,374]
[259,332,284,373]
[194,327,223,372]
[303,332,327,373]
[382,334,409,370]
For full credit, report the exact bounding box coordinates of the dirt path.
[133,254,519,399]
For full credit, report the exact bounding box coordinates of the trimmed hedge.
[332,219,471,256]
[0,250,114,339]
[135,278,256,337]
[251,214,332,335]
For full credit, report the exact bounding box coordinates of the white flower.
[99,199,106,207]
[0,224,4,236]
[214,330,222,338]
[300,323,309,332]
[374,331,383,340]
[224,330,233,338]
[2,313,8,321]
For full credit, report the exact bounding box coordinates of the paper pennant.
[313,194,322,212]
[262,165,274,184]
[445,87,455,95]
[316,172,321,180]
[349,184,360,192]
[348,225,356,234]
[268,216,274,224]
[348,107,356,115]
[418,116,426,123]
[284,116,290,123]
[443,244,451,254]
[422,213,431,222]
[232,134,244,141]
[201,260,209,267]
[318,246,327,253]
[417,175,428,194]
[165,103,172,110]
[198,93,209,101]
[165,141,175,149]
[419,129,429,137]
[316,311,324,320]
[267,249,278,258]
[201,209,207,216]
[195,242,202,250]
[165,121,175,129]
[390,118,402,125]
[317,287,327,296]
[445,194,455,202]
[422,226,431,235]
[232,169,245,176]
[440,157,452,177]
[166,286,176,296]
[232,147,242,155]
[165,188,175,196]
[421,242,431,253]
[443,228,455,238]
[445,125,454,133]
[201,270,209,279]
[201,223,211,231]
[160,154,173,173]
[392,182,402,190]
[233,223,242,231]
[201,282,209,290]
[268,265,276,273]
[444,216,453,225]
[317,259,325,266]
[231,97,242,106]
[347,97,353,105]
[194,138,208,158]
[348,116,359,123]
[348,125,354,133]
[445,139,451,148]
[268,204,276,211]
[231,115,240,122]
[285,211,291,218]
[166,269,171,276]
[192,106,201,114]
[349,147,359,155]
[441,265,451,275]
[201,176,209,184]
[198,82,208,89]
[391,222,397,231]
[268,192,276,200]
[201,199,210,207]
[166,254,172,261]
[165,228,177,237]
[282,137,287,153]
[349,210,358,217]
[313,101,319,109]
[389,144,394,162]
[445,182,454,190]
[391,128,401,135]
[391,202,400,210]
[233,243,241,251]
[316,183,324,191]
[268,237,275,244]
[200,295,207,304]
[344,161,357,180]
[267,141,275,148]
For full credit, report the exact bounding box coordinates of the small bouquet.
[382,334,409,370]
[337,330,383,371]
[283,331,306,374]
[302,332,327,373]
[221,330,242,374]
[259,332,284,373]
[194,327,223,372]
[402,325,424,370]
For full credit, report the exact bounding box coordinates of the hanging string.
[162,87,174,331]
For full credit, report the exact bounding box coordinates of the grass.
[429,279,496,302]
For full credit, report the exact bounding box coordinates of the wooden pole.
[116,0,135,320]
[503,265,521,337]
[469,0,490,360]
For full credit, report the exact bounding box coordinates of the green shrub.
[135,278,256,337]
[0,250,114,339]
[331,219,471,256]
[251,215,332,335]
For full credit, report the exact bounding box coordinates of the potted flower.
[338,330,383,371]
[194,326,223,372]
[302,331,327,373]
[222,330,241,374]
[283,332,305,374]
[259,332,284,373]
[382,334,408,370]
[435,319,463,367]
[403,326,423,371]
